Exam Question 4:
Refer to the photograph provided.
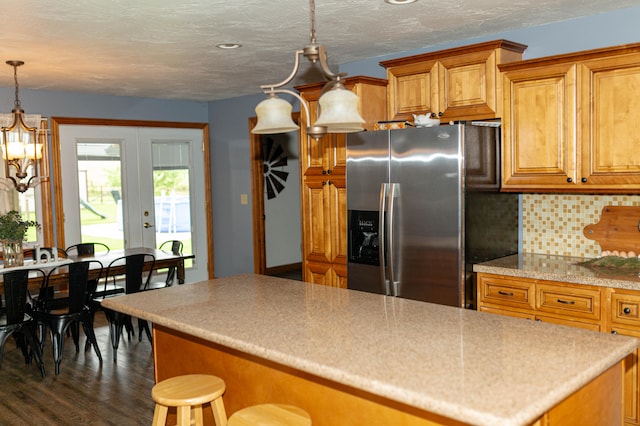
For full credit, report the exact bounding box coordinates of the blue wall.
[4,6,640,277]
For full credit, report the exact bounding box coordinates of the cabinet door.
[439,49,498,120]
[301,177,332,265]
[610,326,640,426]
[328,134,346,176]
[328,176,347,265]
[333,262,348,289]
[502,63,578,190]
[580,56,640,189]
[300,99,331,178]
[386,61,439,121]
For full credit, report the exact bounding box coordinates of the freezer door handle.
[388,183,400,296]
[379,183,390,295]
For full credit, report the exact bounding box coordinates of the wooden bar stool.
[151,374,227,426]
[228,404,311,425]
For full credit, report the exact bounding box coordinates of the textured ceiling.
[0,0,638,102]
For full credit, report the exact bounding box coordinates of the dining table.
[0,247,195,291]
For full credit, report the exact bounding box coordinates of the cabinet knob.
[566,177,573,183]
[322,170,327,175]
[581,177,587,183]
[327,169,332,175]
[322,181,326,186]
[624,307,631,314]
[612,330,618,335]
[327,180,333,186]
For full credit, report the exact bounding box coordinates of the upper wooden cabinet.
[295,76,386,288]
[500,43,640,192]
[380,40,527,122]
[295,76,387,133]
[295,77,387,178]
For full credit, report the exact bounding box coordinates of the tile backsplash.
[522,194,640,258]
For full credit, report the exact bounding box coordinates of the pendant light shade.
[252,0,364,141]
[314,85,365,133]
[252,94,299,134]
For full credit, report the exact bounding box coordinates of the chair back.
[2,270,30,325]
[66,242,110,256]
[43,261,103,314]
[105,253,155,294]
[160,240,183,255]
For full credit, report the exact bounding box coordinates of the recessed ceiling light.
[385,0,417,4]
[216,43,242,49]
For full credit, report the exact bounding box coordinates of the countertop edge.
[473,253,640,290]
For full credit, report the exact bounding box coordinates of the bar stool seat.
[228,404,311,425]
[151,374,227,426]
[151,374,311,426]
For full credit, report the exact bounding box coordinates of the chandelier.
[1,60,44,193]
[251,0,365,140]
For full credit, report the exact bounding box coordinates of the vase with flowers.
[0,210,39,268]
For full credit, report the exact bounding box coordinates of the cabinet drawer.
[478,274,535,310]
[479,305,535,320]
[536,314,601,332]
[536,283,601,321]
[612,292,640,328]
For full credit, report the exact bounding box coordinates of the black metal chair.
[98,253,155,361]
[33,261,104,375]
[65,242,110,256]
[146,240,184,289]
[0,269,46,377]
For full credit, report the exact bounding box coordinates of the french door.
[57,123,209,283]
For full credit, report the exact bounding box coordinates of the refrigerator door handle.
[379,183,390,295]
[388,183,400,296]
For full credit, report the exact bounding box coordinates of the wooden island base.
[153,325,622,426]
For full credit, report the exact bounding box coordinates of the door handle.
[143,222,154,228]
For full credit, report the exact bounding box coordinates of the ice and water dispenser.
[348,210,380,266]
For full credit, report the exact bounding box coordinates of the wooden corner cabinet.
[295,77,387,287]
[478,272,640,425]
[380,39,526,123]
[500,42,640,192]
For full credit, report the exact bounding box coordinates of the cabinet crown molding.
[379,39,527,69]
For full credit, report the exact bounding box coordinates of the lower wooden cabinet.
[304,260,347,288]
[478,273,637,425]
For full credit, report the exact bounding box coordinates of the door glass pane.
[76,142,124,250]
[151,141,193,267]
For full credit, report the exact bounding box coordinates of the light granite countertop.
[474,252,640,290]
[102,273,638,426]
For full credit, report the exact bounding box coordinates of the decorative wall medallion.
[262,137,289,199]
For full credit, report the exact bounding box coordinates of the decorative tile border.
[522,194,640,258]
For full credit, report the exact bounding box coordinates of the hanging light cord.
[309,0,317,44]
[13,64,21,110]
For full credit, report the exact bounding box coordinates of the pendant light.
[1,60,43,193]
[252,0,365,140]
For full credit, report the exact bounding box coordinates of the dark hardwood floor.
[0,314,155,425]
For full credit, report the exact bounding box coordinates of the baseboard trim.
[265,262,302,276]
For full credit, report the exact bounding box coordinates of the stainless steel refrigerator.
[346,123,518,308]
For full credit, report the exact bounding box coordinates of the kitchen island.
[102,274,638,426]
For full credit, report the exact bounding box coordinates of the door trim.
[50,116,215,279]
[248,114,300,275]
